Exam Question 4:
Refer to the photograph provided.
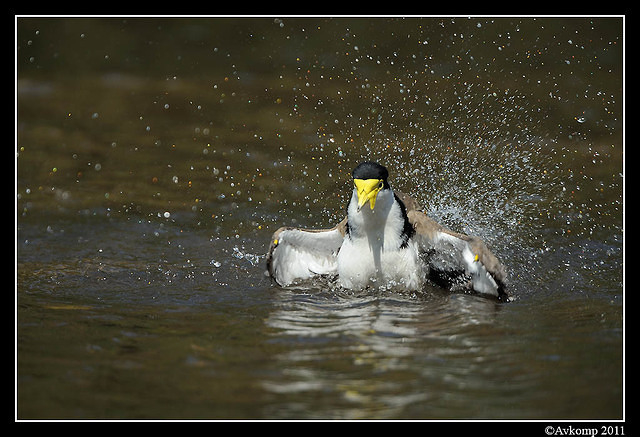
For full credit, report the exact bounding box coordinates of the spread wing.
[397,192,508,299]
[266,192,507,299]
[266,218,347,286]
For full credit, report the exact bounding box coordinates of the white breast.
[336,189,424,290]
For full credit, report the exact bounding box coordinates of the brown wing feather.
[398,191,508,298]
[266,191,507,299]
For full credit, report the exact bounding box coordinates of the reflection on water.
[261,287,569,420]
[17,16,623,420]
[16,209,623,419]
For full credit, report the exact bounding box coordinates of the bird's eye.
[378,181,383,189]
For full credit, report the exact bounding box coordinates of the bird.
[266,161,508,300]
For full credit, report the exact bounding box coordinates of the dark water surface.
[17,17,623,420]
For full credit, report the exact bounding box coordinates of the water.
[16,16,623,420]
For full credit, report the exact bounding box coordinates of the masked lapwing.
[266,161,508,300]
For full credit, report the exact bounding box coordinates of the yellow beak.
[354,178,384,211]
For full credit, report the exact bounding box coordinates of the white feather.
[462,246,499,296]
[269,227,343,286]
[336,188,424,290]
[432,232,499,297]
[267,186,505,298]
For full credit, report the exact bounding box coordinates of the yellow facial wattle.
[354,178,384,211]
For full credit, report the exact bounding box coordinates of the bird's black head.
[351,162,392,211]
[352,161,389,186]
